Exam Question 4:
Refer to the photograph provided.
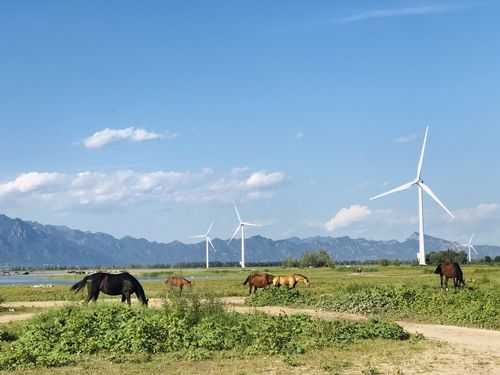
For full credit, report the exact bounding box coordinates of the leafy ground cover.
[0,294,408,370]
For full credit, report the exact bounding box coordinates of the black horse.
[71,272,148,305]
[434,261,465,289]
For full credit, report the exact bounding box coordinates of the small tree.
[484,256,493,264]
[299,250,334,268]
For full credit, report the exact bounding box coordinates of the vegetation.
[246,283,500,329]
[282,250,334,268]
[426,249,468,264]
[0,295,408,370]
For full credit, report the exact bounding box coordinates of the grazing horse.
[273,274,310,289]
[165,276,192,296]
[70,272,148,305]
[434,261,465,289]
[243,272,274,294]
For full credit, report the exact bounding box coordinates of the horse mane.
[294,273,309,281]
[127,274,147,304]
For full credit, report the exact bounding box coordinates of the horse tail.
[454,263,465,285]
[243,275,251,285]
[70,275,90,293]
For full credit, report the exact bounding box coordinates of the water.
[0,276,74,286]
[0,273,228,286]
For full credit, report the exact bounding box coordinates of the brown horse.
[243,272,274,294]
[434,261,465,289]
[165,276,192,295]
[273,274,310,289]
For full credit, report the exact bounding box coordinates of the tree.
[426,249,467,265]
[299,250,334,268]
[484,256,493,264]
[494,256,500,263]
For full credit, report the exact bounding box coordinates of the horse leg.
[179,285,183,296]
[121,295,126,303]
[126,293,131,306]
[248,284,252,295]
[92,289,100,302]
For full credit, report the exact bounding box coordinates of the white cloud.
[337,5,465,24]
[0,172,66,196]
[394,133,417,144]
[452,203,499,223]
[296,132,304,140]
[0,168,286,208]
[245,171,287,189]
[325,205,372,232]
[83,127,175,149]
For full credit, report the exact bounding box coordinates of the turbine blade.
[206,222,214,236]
[419,182,454,218]
[416,126,429,179]
[228,225,240,244]
[234,204,242,223]
[370,181,415,201]
[471,245,479,254]
[208,237,216,251]
[469,234,475,245]
[242,222,259,227]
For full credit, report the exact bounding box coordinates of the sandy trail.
[2,298,500,356]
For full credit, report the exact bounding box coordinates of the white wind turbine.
[191,223,216,269]
[228,205,259,268]
[461,234,478,263]
[370,127,455,265]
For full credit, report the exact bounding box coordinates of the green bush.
[315,286,500,329]
[246,287,315,307]
[0,297,409,370]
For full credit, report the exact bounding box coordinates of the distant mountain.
[0,214,499,266]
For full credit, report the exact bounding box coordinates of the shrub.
[246,287,315,307]
[0,297,408,370]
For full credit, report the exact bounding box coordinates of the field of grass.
[0,265,499,373]
[2,264,499,302]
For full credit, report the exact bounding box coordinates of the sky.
[1,1,499,245]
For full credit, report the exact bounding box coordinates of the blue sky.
[1,1,499,245]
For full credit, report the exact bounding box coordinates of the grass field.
[1,264,499,301]
[0,264,499,374]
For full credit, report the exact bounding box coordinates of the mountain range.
[0,214,499,267]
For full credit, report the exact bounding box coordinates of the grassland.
[0,265,499,374]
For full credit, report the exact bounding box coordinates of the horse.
[165,276,192,296]
[434,261,465,290]
[70,272,148,305]
[273,274,310,289]
[243,272,274,295]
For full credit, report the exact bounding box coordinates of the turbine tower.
[462,234,478,263]
[370,126,455,265]
[191,223,216,269]
[228,205,258,268]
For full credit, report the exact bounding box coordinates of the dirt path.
[2,298,500,356]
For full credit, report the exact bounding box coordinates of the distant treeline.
[2,249,500,271]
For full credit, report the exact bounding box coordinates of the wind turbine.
[370,126,455,265]
[191,223,216,269]
[461,234,478,263]
[228,205,258,268]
